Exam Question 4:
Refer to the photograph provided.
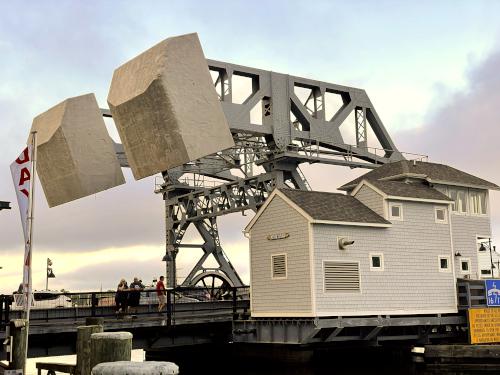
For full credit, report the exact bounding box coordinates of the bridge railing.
[0,286,250,330]
[457,278,487,309]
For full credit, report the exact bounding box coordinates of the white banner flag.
[10,146,32,303]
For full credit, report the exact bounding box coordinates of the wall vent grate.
[272,254,287,279]
[324,261,360,292]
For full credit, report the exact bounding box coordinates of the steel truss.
[106,59,419,288]
[232,314,467,346]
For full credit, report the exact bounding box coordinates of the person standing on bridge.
[115,278,129,314]
[156,276,166,313]
[128,277,145,315]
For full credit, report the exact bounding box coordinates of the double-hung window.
[449,188,467,214]
[470,190,487,215]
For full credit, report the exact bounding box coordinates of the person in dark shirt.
[128,277,145,315]
[156,276,166,312]
[115,279,128,314]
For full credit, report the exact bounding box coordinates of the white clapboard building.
[244,160,499,318]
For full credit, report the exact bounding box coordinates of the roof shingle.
[339,160,499,191]
[280,188,390,225]
[366,180,453,201]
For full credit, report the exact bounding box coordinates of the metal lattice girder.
[207,59,404,165]
[232,315,467,345]
[164,172,279,226]
[104,58,404,177]
[355,107,367,148]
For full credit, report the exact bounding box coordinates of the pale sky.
[1,1,500,293]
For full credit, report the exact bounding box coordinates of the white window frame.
[459,258,471,275]
[271,253,287,280]
[388,202,403,221]
[369,253,384,271]
[438,255,451,273]
[449,188,468,215]
[434,206,448,224]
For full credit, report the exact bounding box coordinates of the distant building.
[244,161,499,318]
[0,201,10,211]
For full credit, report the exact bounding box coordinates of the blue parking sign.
[485,279,500,306]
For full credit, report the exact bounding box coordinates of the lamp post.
[46,258,55,290]
[479,239,495,278]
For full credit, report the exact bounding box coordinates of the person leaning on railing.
[128,277,145,315]
[115,279,128,313]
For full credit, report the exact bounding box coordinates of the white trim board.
[313,307,459,317]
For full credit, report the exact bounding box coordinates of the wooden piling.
[90,332,132,370]
[76,325,103,375]
[9,319,28,371]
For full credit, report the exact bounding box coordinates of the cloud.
[395,47,500,237]
[2,2,500,293]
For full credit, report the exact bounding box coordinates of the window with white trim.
[449,188,468,214]
[324,261,360,292]
[470,190,487,215]
[438,256,451,272]
[389,203,403,221]
[271,254,287,279]
[460,258,471,274]
[369,253,384,271]
[435,207,448,223]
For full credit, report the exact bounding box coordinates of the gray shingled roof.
[368,180,453,201]
[280,189,390,225]
[339,160,499,191]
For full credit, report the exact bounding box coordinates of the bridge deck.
[0,281,485,357]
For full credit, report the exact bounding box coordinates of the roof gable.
[279,189,390,225]
[244,188,391,233]
[339,160,499,191]
[352,179,453,202]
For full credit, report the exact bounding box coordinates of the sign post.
[10,132,38,373]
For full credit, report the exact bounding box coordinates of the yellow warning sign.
[468,308,500,344]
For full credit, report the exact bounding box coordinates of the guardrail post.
[465,282,472,308]
[0,296,4,326]
[166,290,172,327]
[232,287,237,320]
[91,293,97,317]
[5,296,11,324]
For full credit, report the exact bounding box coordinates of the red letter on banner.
[16,147,29,164]
[19,167,30,186]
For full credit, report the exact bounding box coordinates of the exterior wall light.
[338,237,355,250]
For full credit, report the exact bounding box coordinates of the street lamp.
[46,258,55,290]
[479,239,495,277]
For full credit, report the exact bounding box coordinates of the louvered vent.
[324,261,360,292]
[272,254,287,279]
